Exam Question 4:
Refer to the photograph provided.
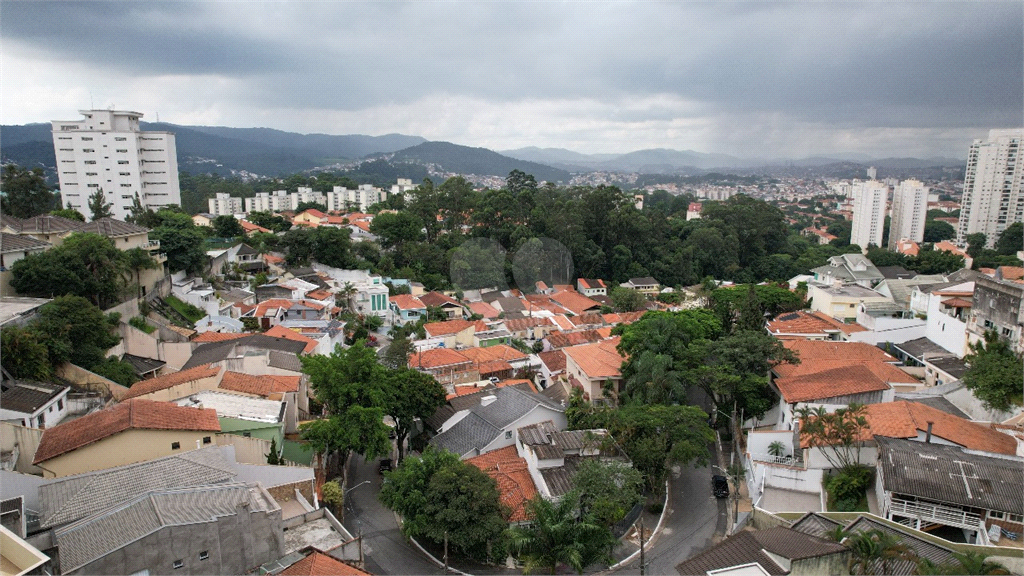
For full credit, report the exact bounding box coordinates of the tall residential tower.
[888,179,928,250]
[51,110,181,221]
[851,180,888,249]
[957,129,1023,247]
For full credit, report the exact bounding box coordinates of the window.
[57,399,63,410]
[203,436,212,444]
[171,441,181,450]
[82,148,95,153]
[118,160,130,165]
[990,510,1005,520]
[199,551,209,561]
[1010,513,1024,523]
[242,432,251,437]
[115,136,127,141]
[173,560,184,570]
[116,149,128,153]
[81,137,93,141]
[505,430,512,439]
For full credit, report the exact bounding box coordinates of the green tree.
[212,215,244,238]
[383,368,446,462]
[380,334,415,370]
[966,233,987,258]
[694,330,795,421]
[846,529,917,575]
[572,459,644,529]
[32,295,122,369]
[89,356,140,387]
[10,232,132,308]
[0,325,52,380]
[321,480,343,515]
[1,164,55,218]
[962,331,1023,412]
[122,247,159,300]
[508,492,616,574]
[994,222,1023,256]
[795,403,870,471]
[49,208,85,222]
[246,210,292,232]
[295,201,328,213]
[923,220,956,243]
[149,210,207,274]
[379,448,507,561]
[369,211,424,249]
[917,551,1010,575]
[266,436,282,465]
[609,286,647,312]
[87,188,114,220]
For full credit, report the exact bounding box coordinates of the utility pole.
[443,530,449,574]
[639,514,646,576]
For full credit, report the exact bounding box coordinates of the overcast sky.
[3,2,1021,159]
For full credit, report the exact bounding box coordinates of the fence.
[612,502,644,538]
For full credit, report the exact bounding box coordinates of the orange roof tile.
[563,337,624,380]
[390,294,426,311]
[998,266,1024,281]
[305,289,333,301]
[934,241,968,257]
[34,399,221,464]
[550,315,575,331]
[409,348,472,369]
[423,319,476,337]
[857,401,1018,455]
[349,220,372,233]
[476,360,514,376]
[280,550,371,576]
[264,324,320,354]
[219,371,276,397]
[776,363,896,403]
[263,253,285,265]
[122,364,221,400]
[466,445,537,523]
[267,374,301,393]
[240,220,272,234]
[419,291,462,308]
[459,344,528,364]
[253,298,326,318]
[546,330,607,349]
[767,310,865,337]
[601,311,646,325]
[467,301,501,319]
[538,350,566,373]
[549,290,603,316]
[192,331,250,343]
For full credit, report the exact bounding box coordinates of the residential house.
[239,219,272,236]
[177,391,286,449]
[418,291,466,320]
[851,301,925,346]
[191,213,215,227]
[53,482,284,575]
[535,350,566,390]
[278,548,371,576]
[686,202,702,221]
[765,310,864,341]
[278,319,346,355]
[803,227,838,245]
[423,319,479,349]
[120,364,223,402]
[292,209,328,227]
[474,326,513,348]
[428,385,566,459]
[0,381,71,429]
[263,325,320,355]
[766,340,909,430]
[967,274,1024,353]
[466,445,537,524]
[409,348,479,388]
[576,278,608,297]
[219,371,305,432]
[874,274,947,310]
[516,420,630,500]
[389,294,426,326]
[674,526,849,576]
[460,345,535,380]
[503,317,556,341]
[806,282,892,322]
[314,267,389,319]
[466,300,500,319]
[544,329,607,350]
[562,337,625,404]
[550,290,603,317]
[181,334,308,376]
[251,299,327,330]
[1,214,83,246]
[619,277,660,297]
[0,233,50,296]
[876,437,1024,545]
[32,399,221,478]
[810,253,884,288]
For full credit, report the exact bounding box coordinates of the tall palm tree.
[507,493,615,574]
[846,529,917,575]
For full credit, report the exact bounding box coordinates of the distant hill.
[383,141,571,183]
[181,125,425,161]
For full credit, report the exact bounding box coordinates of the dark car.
[712,475,730,498]
[379,459,393,474]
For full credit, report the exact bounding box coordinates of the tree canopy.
[1,164,55,218]
[962,331,1023,412]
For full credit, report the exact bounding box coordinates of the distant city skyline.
[2,2,1021,159]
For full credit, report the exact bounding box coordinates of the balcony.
[888,496,981,531]
[749,452,806,469]
[143,239,161,250]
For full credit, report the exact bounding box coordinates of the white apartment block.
[851,180,888,249]
[957,129,1024,247]
[391,178,417,196]
[244,187,326,213]
[888,179,928,249]
[208,193,244,216]
[51,109,181,221]
[326,184,387,212]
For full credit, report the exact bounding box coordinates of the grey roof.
[0,380,67,414]
[676,527,846,576]
[236,243,259,256]
[121,353,165,376]
[0,232,50,254]
[425,404,456,432]
[876,266,918,280]
[220,288,256,303]
[429,385,564,457]
[860,301,910,315]
[54,482,276,573]
[540,455,586,497]
[0,214,24,231]
[924,356,968,379]
[38,447,236,529]
[812,254,885,283]
[72,217,149,238]
[878,275,947,305]
[494,297,526,312]
[627,277,659,286]
[790,511,843,538]
[540,381,569,405]
[844,515,957,575]
[182,335,307,369]
[809,282,890,299]
[14,215,83,234]
[893,394,970,419]
[877,437,1024,515]
[893,337,951,362]
[268,350,303,372]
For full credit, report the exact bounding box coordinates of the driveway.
[612,462,727,575]
[341,453,444,575]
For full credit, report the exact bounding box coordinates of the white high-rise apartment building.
[51,109,180,221]
[326,184,387,212]
[391,178,417,196]
[957,129,1023,247]
[243,188,325,213]
[888,179,928,249]
[208,193,243,216]
[851,180,888,249]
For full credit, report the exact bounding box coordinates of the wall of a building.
[40,429,213,478]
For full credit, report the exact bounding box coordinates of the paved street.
[341,453,444,575]
[612,462,727,575]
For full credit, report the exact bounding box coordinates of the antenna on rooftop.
[90,91,94,109]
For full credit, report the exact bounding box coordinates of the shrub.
[128,316,155,334]
[825,466,873,506]
[647,501,664,514]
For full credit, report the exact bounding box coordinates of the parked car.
[378,459,393,474]
[712,475,730,498]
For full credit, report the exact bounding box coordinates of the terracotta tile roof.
[550,315,575,331]
[779,340,895,366]
[577,278,606,290]
[934,241,968,257]
[459,344,528,364]
[423,319,476,337]
[267,375,300,393]
[409,348,472,369]
[253,298,325,318]
[263,253,285,264]
[219,371,276,397]
[538,350,566,373]
[240,220,271,234]
[467,301,501,318]
[767,310,864,336]
[997,266,1024,281]
[776,362,900,403]
[569,312,605,326]
[349,220,372,233]
[549,290,603,316]
[280,550,371,576]
[390,294,426,311]
[476,360,514,376]
[502,317,553,332]
[34,399,221,464]
[122,364,221,400]
[546,330,607,349]
[940,297,972,308]
[192,331,250,343]
[601,311,646,325]
[563,337,624,380]
[298,209,327,220]
[853,401,1018,455]
[419,291,462,308]
[305,289,333,301]
[466,445,537,523]
[264,324,319,354]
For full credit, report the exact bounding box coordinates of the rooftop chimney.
[925,421,933,443]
